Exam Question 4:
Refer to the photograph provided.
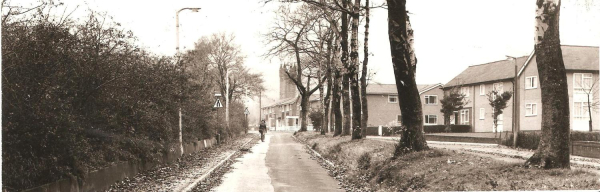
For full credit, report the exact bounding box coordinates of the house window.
[493,82,503,92]
[425,95,438,105]
[461,87,470,97]
[525,103,537,116]
[574,73,593,92]
[425,115,438,125]
[574,102,590,119]
[526,76,538,89]
[480,84,485,95]
[397,115,402,125]
[479,108,485,120]
[460,109,470,125]
[388,95,398,103]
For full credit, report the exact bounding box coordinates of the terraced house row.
[262,45,599,133]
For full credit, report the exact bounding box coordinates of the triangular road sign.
[213,98,223,108]
[244,107,249,115]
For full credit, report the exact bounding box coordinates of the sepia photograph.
[1,0,599,191]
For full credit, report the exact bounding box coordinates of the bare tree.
[386,0,429,157]
[265,5,326,132]
[525,0,571,169]
[486,90,513,137]
[575,75,599,132]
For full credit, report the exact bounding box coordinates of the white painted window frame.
[461,87,470,97]
[425,115,438,125]
[388,95,398,103]
[479,108,485,120]
[525,76,538,89]
[480,84,485,95]
[425,95,438,105]
[525,103,537,116]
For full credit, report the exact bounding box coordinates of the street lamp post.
[225,68,239,136]
[176,7,201,155]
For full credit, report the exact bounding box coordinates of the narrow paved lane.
[215,132,343,192]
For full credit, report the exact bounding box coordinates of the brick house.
[517,45,599,131]
[365,83,445,127]
[444,45,599,132]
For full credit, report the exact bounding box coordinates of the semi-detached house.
[365,83,445,127]
[444,45,599,132]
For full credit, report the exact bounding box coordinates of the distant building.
[261,66,320,131]
[444,45,599,132]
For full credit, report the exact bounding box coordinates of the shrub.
[366,126,380,136]
[308,110,324,131]
[423,125,471,133]
[357,152,371,170]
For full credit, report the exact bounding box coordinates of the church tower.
[279,65,298,100]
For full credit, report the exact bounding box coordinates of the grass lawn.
[296,132,600,191]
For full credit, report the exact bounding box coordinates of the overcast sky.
[8,0,600,123]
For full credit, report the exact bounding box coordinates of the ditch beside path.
[367,136,600,171]
[106,135,254,192]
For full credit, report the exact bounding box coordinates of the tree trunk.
[300,94,309,132]
[588,95,593,132]
[342,73,351,136]
[351,73,362,139]
[360,0,370,138]
[525,0,570,169]
[340,0,351,136]
[386,0,429,157]
[322,35,334,135]
[444,115,451,132]
[349,0,362,140]
[333,69,343,136]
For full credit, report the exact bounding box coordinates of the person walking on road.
[259,120,267,142]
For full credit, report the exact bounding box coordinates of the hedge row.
[505,131,600,150]
[423,125,471,133]
[1,9,249,191]
[365,125,472,136]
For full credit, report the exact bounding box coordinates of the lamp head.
[191,8,200,12]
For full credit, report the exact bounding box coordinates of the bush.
[423,125,471,133]
[308,110,324,131]
[382,126,404,136]
[357,152,371,170]
[366,127,380,136]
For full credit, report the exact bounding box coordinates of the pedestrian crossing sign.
[213,98,223,108]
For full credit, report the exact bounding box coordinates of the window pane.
[574,102,581,116]
[574,73,582,87]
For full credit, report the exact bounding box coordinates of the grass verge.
[296,132,600,191]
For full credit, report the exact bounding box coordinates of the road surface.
[214,132,343,192]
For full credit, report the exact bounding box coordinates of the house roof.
[366,84,443,95]
[444,56,529,88]
[446,45,599,88]
[518,45,599,75]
